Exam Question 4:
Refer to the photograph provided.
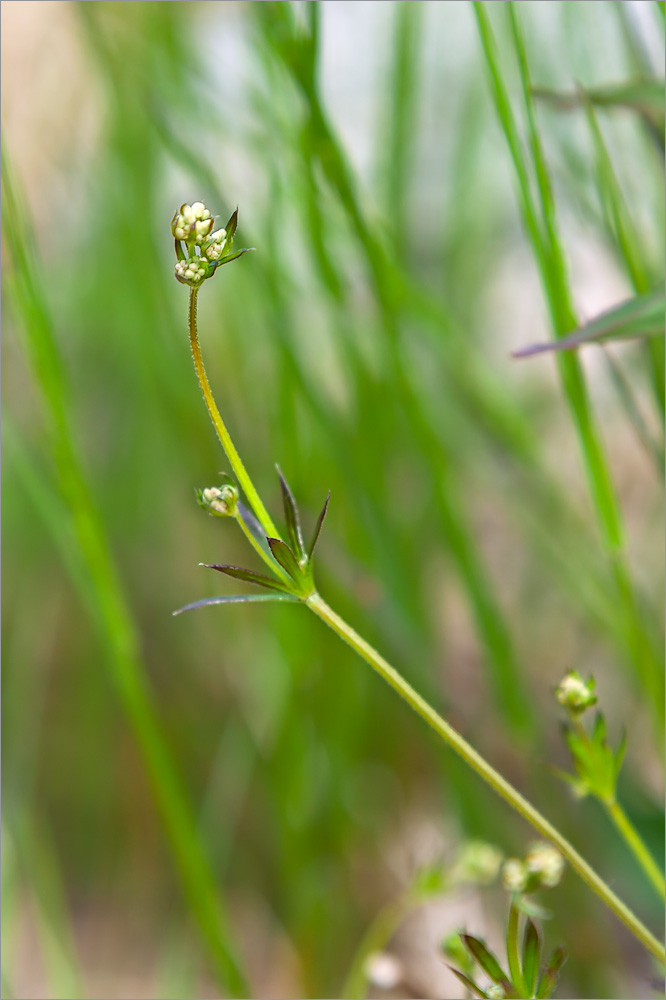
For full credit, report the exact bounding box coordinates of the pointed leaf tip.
[203,563,294,594]
[308,490,331,559]
[276,465,305,556]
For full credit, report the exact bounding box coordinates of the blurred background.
[2,2,664,998]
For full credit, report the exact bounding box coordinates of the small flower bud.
[364,952,403,991]
[172,202,213,244]
[204,228,229,261]
[501,858,528,893]
[197,484,239,517]
[487,986,506,999]
[556,671,597,715]
[175,258,209,286]
[525,842,565,889]
[451,841,503,886]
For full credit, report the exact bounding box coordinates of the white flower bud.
[487,986,505,999]
[172,202,213,245]
[556,671,596,714]
[175,258,208,286]
[451,841,503,886]
[198,483,238,517]
[204,228,229,261]
[525,842,565,889]
[501,858,528,893]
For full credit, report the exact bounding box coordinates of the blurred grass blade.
[533,78,666,141]
[512,290,665,357]
[1,154,250,999]
[446,966,490,999]
[603,349,665,475]
[461,935,512,989]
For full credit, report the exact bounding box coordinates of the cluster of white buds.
[171,202,214,245]
[556,670,597,715]
[502,842,565,894]
[175,258,209,286]
[525,842,565,889]
[197,483,239,517]
[204,229,229,260]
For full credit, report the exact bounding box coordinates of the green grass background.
[2,2,664,997]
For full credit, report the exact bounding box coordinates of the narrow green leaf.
[533,78,665,137]
[462,935,511,988]
[276,465,305,556]
[536,947,566,998]
[307,491,331,559]
[513,291,665,358]
[522,920,541,997]
[210,247,254,270]
[614,728,628,781]
[446,966,489,999]
[266,538,303,583]
[237,501,271,555]
[224,207,239,241]
[202,563,294,594]
[173,594,300,615]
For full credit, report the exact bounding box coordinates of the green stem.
[233,508,290,582]
[340,894,412,1000]
[189,288,280,541]
[606,800,666,901]
[506,899,524,996]
[305,592,665,964]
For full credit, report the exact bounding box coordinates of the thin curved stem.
[506,899,524,995]
[188,288,281,540]
[306,592,665,964]
[233,508,291,584]
[606,800,666,901]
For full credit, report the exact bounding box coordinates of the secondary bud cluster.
[197,483,239,517]
[171,202,214,244]
[501,842,564,894]
[556,670,597,716]
[175,258,209,286]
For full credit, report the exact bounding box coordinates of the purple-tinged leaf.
[446,966,489,999]
[536,947,566,999]
[276,465,305,556]
[308,491,331,559]
[512,290,664,358]
[173,593,300,615]
[202,563,294,594]
[267,538,302,582]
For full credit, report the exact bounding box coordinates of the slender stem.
[341,894,413,999]
[606,800,666,901]
[188,288,281,540]
[306,592,665,963]
[506,899,524,996]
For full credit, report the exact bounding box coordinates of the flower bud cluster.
[204,229,229,260]
[556,670,597,716]
[197,483,239,517]
[171,202,214,244]
[501,842,564,894]
[175,258,209,286]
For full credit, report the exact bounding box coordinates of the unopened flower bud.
[364,952,403,991]
[172,201,213,244]
[204,228,229,261]
[501,858,528,893]
[525,842,565,889]
[487,986,506,999]
[197,484,239,517]
[556,671,597,715]
[451,841,503,886]
[175,258,209,286]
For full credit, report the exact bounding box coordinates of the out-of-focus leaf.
[522,919,541,997]
[534,78,665,137]
[202,563,295,594]
[173,593,300,615]
[462,935,512,989]
[536,947,566,998]
[446,966,489,999]
[513,290,665,358]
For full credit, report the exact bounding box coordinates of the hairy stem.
[306,592,664,963]
[606,800,666,901]
[189,288,280,540]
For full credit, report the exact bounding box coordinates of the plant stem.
[506,899,524,996]
[340,894,413,1000]
[306,592,665,963]
[606,800,666,901]
[189,288,280,541]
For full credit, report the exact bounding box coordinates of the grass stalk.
[605,800,666,902]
